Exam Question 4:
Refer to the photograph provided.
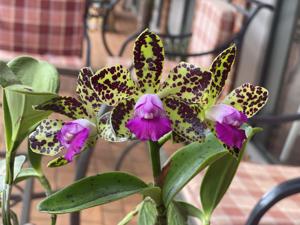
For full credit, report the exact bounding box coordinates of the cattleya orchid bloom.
[29,67,104,167]
[87,29,213,142]
[184,44,269,154]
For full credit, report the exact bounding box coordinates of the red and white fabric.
[188,0,237,68]
[182,162,300,225]
[0,0,86,69]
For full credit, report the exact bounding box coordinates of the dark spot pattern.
[223,83,269,117]
[208,44,236,104]
[163,96,207,142]
[97,112,128,142]
[35,96,89,120]
[90,65,136,106]
[161,62,212,103]
[29,119,64,156]
[133,29,164,93]
[76,67,102,117]
[111,98,136,137]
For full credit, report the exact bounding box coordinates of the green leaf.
[38,172,148,214]
[28,146,43,175]
[167,202,187,225]
[7,56,59,93]
[3,85,57,152]
[200,126,261,218]
[0,61,21,88]
[0,155,26,192]
[175,201,203,220]
[118,202,142,225]
[14,168,40,184]
[162,134,227,205]
[138,197,158,225]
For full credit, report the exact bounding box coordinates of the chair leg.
[114,141,141,171]
[246,177,300,225]
[20,178,34,224]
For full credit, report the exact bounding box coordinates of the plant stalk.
[147,141,167,225]
[38,175,57,225]
[148,141,161,186]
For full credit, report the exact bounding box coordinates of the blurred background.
[1,0,300,224]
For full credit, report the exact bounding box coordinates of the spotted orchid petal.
[91,65,137,106]
[134,29,164,93]
[126,94,172,141]
[163,96,207,142]
[35,96,89,120]
[29,119,64,156]
[206,44,236,108]
[111,98,136,138]
[222,83,269,118]
[97,112,128,142]
[76,67,102,116]
[160,62,212,104]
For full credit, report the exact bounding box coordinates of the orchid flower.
[88,29,213,142]
[29,68,105,167]
[186,45,268,154]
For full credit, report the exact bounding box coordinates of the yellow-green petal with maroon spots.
[97,112,128,142]
[34,96,89,120]
[133,29,164,93]
[206,44,236,108]
[76,67,102,117]
[222,83,268,118]
[160,62,212,103]
[90,65,137,106]
[47,136,97,167]
[111,98,136,138]
[172,132,189,144]
[163,96,207,142]
[29,119,64,156]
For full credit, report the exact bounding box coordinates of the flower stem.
[147,141,161,186]
[38,175,57,225]
[147,141,167,225]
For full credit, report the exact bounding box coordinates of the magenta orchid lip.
[126,94,172,141]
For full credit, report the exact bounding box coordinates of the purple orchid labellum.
[57,119,96,162]
[126,94,172,141]
[206,104,248,149]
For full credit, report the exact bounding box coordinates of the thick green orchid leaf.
[3,85,58,152]
[0,155,26,192]
[76,67,102,116]
[163,96,206,142]
[222,83,269,118]
[0,61,21,88]
[200,126,261,220]
[133,29,164,93]
[174,201,203,221]
[38,172,148,214]
[29,119,64,156]
[91,65,137,106]
[160,62,212,104]
[35,96,89,120]
[111,97,136,138]
[206,45,236,108]
[118,202,142,225]
[167,201,188,225]
[7,56,59,93]
[14,168,40,184]
[138,197,158,225]
[97,112,128,142]
[161,134,227,206]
